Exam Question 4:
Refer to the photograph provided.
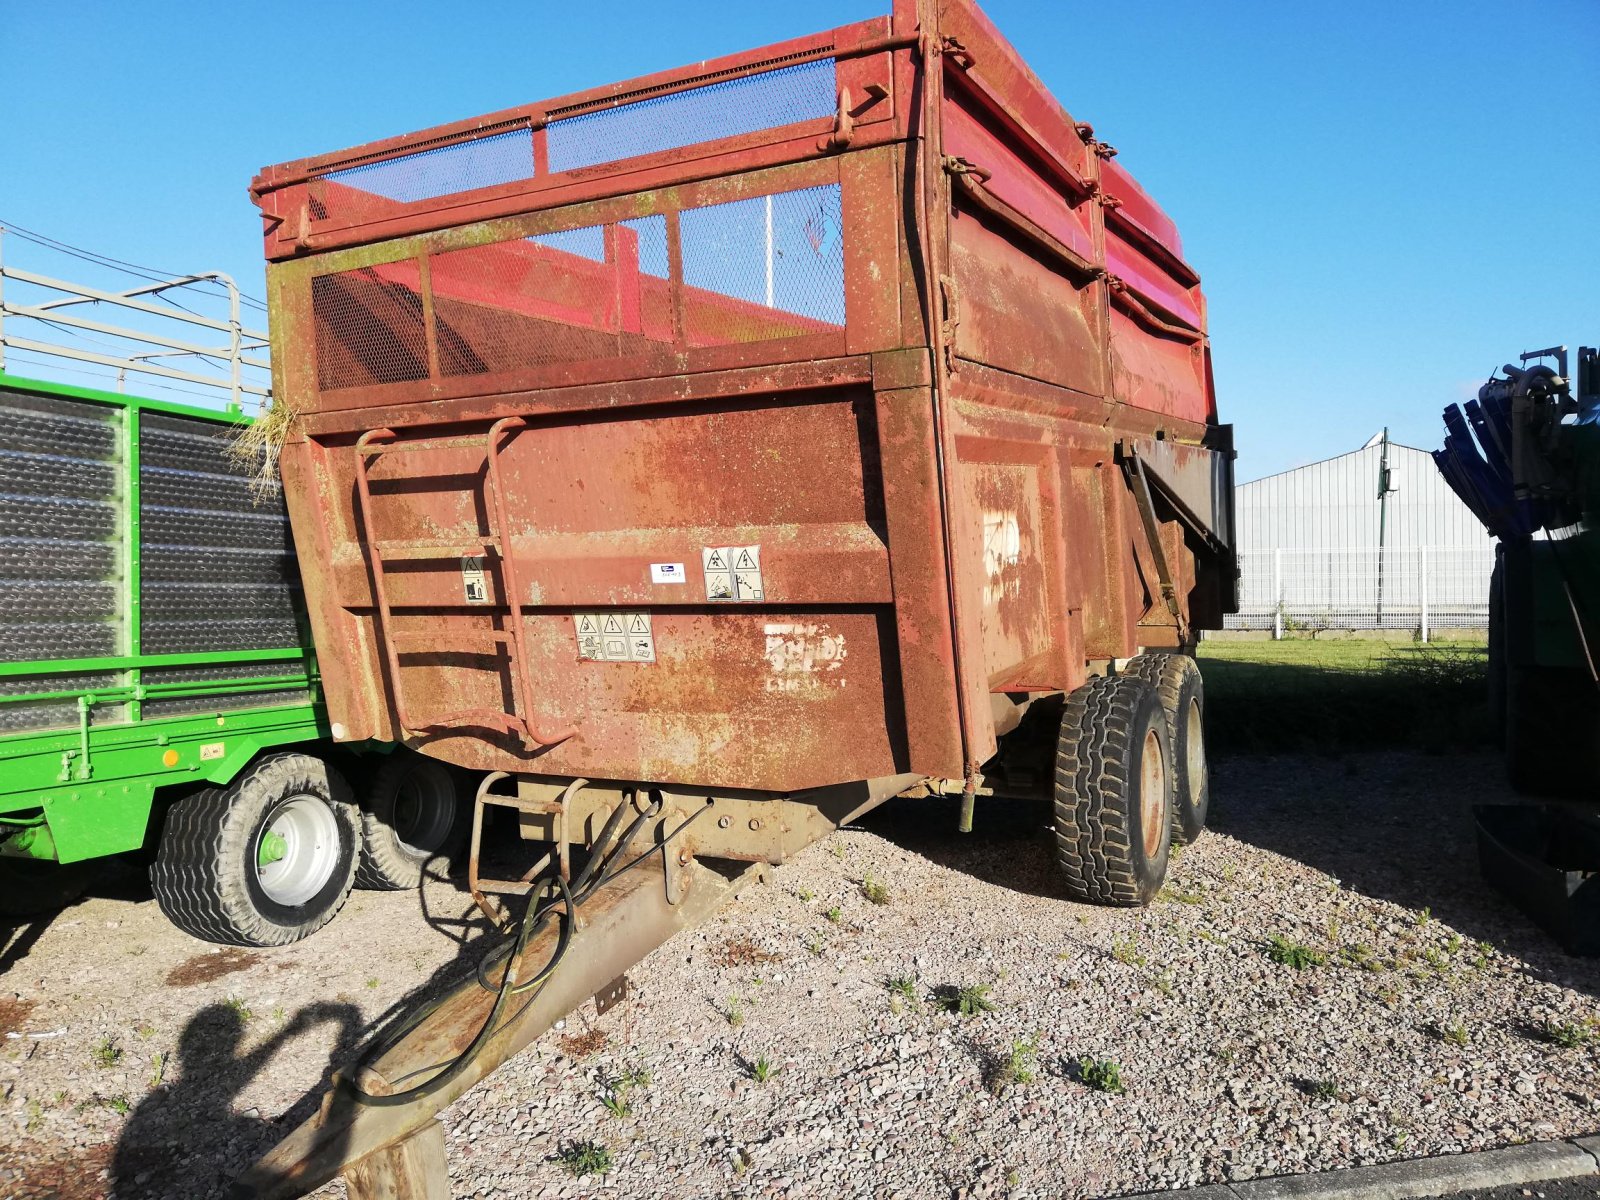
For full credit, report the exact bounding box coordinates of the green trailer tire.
[151,752,358,946]
[355,751,466,890]
[1123,652,1209,845]
[1053,674,1174,907]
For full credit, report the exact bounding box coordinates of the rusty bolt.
[677,848,691,866]
[717,816,732,829]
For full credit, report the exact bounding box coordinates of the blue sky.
[2,0,1595,480]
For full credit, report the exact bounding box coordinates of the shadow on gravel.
[110,999,362,1199]
[1207,751,1600,1000]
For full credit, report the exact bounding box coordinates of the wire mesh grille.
[547,59,837,173]
[140,411,302,655]
[319,127,534,214]
[140,661,312,720]
[679,185,844,345]
[433,216,675,378]
[0,672,121,734]
[0,386,123,664]
[312,266,430,391]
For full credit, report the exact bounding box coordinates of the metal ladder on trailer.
[352,416,576,747]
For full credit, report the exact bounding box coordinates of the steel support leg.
[345,1120,451,1200]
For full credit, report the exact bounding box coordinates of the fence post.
[1419,545,1429,643]
[1273,548,1283,640]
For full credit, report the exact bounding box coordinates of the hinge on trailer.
[942,156,992,184]
[938,275,961,374]
[939,35,976,69]
[819,86,856,153]
[1072,122,1118,160]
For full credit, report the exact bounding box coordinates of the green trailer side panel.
[0,371,332,865]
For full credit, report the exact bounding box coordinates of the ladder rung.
[392,630,513,652]
[358,433,491,455]
[371,537,500,561]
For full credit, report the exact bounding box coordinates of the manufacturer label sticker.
[461,556,488,604]
[702,545,763,601]
[199,742,226,762]
[650,562,686,584]
[575,612,655,663]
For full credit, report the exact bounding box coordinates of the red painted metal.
[253,0,1236,797]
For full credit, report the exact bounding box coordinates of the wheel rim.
[255,795,339,906]
[1140,727,1167,858]
[392,773,455,857]
[1184,696,1206,808]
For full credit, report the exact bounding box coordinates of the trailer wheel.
[354,751,466,890]
[1053,675,1173,906]
[151,753,358,946]
[1124,653,1209,844]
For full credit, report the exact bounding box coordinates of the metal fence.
[1224,546,1495,637]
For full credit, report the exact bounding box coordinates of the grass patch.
[91,1038,122,1069]
[1263,934,1324,970]
[556,1140,613,1177]
[1073,1057,1125,1094]
[933,982,996,1017]
[860,876,890,906]
[1198,638,1488,754]
[987,1035,1038,1095]
[747,1054,781,1083]
[1536,1018,1596,1049]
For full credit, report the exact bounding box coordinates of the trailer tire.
[1123,653,1208,845]
[1053,675,1173,906]
[151,753,358,946]
[354,751,466,890]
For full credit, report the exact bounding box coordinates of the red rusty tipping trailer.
[243,0,1234,1193]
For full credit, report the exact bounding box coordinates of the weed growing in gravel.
[934,983,996,1017]
[1160,885,1203,906]
[1435,1019,1470,1048]
[149,1053,166,1089]
[599,1091,632,1119]
[885,976,919,1008]
[748,1055,781,1083]
[796,888,814,902]
[224,997,253,1023]
[133,1023,156,1040]
[102,1095,131,1116]
[1338,943,1381,972]
[824,906,842,924]
[272,1007,287,1023]
[1074,1057,1124,1094]
[1536,1018,1596,1049]
[724,997,746,1028]
[1414,906,1432,928]
[91,1038,122,1069]
[365,977,379,989]
[988,1035,1039,1095]
[827,841,845,860]
[1110,936,1146,967]
[617,1065,651,1091]
[1304,1079,1339,1101]
[1151,972,1175,998]
[803,931,826,956]
[1263,935,1324,970]
[861,876,890,905]
[24,1098,42,1132]
[556,1140,613,1177]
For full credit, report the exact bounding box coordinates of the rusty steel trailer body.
[245,0,1234,1192]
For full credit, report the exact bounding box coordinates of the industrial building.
[1224,432,1495,635]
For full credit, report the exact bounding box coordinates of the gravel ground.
[3,750,1598,1200]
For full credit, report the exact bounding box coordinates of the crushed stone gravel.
[2,750,1598,1200]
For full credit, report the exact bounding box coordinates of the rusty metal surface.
[237,857,765,1200]
[254,0,1234,796]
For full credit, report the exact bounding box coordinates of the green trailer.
[0,253,466,945]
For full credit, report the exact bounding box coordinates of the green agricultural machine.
[1434,341,1600,952]
[0,246,466,945]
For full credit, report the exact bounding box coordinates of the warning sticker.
[461,556,488,604]
[702,545,763,602]
[575,612,655,663]
[199,742,226,762]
